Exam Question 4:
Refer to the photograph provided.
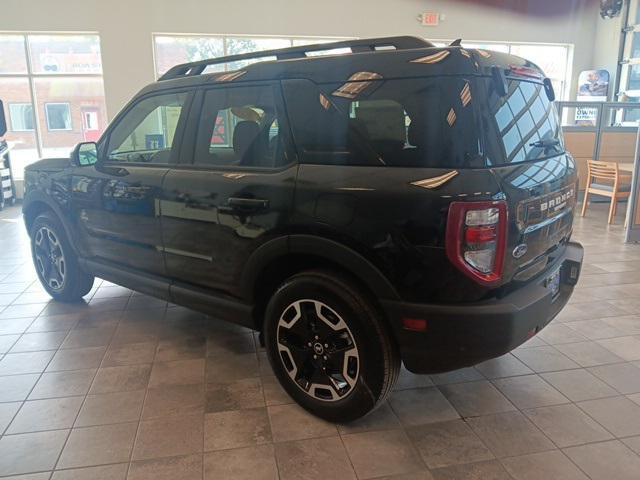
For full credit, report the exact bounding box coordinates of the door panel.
[71,164,168,275]
[161,166,296,295]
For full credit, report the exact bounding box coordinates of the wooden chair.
[581,160,632,224]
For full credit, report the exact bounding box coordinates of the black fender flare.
[22,191,78,254]
[240,234,400,302]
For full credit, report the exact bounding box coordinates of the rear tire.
[264,269,400,422]
[30,212,94,302]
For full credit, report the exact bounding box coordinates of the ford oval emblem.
[513,244,528,259]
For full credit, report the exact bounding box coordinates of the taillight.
[446,201,508,286]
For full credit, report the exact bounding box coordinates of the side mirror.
[0,100,7,137]
[543,78,556,102]
[71,142,98,167]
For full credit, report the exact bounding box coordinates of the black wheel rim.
[276,299,360,402]
[34,226,66,291]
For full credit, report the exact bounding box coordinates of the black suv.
[22,37,583,422]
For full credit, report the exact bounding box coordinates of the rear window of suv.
[282,77,485,168]
[478,78,565,166]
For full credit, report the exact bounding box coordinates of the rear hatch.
[476,69,578,285]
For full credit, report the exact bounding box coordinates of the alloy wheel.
[34,226,66,291]
[276,299,359,401]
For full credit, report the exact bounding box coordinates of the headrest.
[233,121,261,158]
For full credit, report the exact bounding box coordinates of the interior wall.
[592,13,624,99]
[1,0,603,119]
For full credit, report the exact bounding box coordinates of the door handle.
[227,197,269,211]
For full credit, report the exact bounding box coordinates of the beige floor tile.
[395,367,434,390]
[389,388,459,427]
[440,380,515,417]
[621,435,640,454]
[128,454,202,480]
[565,319,626,340]
[58,423,138,469]
[89,364,151,394]
[406,419,493,469]
[537,323,588,345]
[46,347,106,372]
[50,464,128,480]
[474,354,533,379]
[205,353,259,383]
[555,341,624,367]
[513,346,580,373]
[204,444,277,480]
[148,359,204,387]
[430,367,484,385]
[0,431,67,476]
[563,440,640,480]
[541,369,618,402]
[10,331,67,352]
[0,351,55,375]
[60,327,115,349]
[524,403,612,447]
[501,450,588,480]
[0,373,39,402]
[276,436,356,480]
[205,377,264,413]
[205,407,271,450]
[0,318,35,336]
[467,411,555,458]
[430,459,512,480]
[588,362,640,394]
[143,383,205,419]
[261,375,293,406]
[155,337,206,362]
[75,390,145,426]
[493,375,569,409]
[0,334,19,353]
[577,396,640,437]
[268,403,336,442]
[596,336,640,361]
[7,396,83,434]
[29,369,96,399]
[133,414,203,460]
[343,429,424,479]
[207,333,256,356]
[0,402,20,433]
[337,403,401,434]
[101,342,156,367]
[602,315,640,335]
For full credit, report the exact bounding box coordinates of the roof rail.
[159,36,434,81]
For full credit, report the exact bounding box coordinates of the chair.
[581,160,632,224]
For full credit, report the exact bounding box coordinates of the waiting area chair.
[581,160,632,224]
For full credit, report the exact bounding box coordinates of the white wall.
[592,14,624,100]
[1,0,607,118]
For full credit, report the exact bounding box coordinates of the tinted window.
[106,92,188,164]
[481,78,564,165]
[194,85,285,168]
[282,77,483,168]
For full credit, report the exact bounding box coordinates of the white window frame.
[8,102,34,131]
[44,102,72,131]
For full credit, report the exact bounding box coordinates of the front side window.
[194,85,285,168]
[9,103,34,131]
[283,77,483,168]
[45,103,72,131]
[106,92,188,164]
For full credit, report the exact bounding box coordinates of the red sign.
[422,12,440,26]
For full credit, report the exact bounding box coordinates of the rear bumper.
[381,242,583,374]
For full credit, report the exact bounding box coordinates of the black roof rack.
[159,36,434,81]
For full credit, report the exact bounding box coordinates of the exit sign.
[422,12,440,26]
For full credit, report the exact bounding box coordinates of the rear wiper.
[529,139,560,149]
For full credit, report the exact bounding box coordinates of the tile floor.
[0,202,640,479]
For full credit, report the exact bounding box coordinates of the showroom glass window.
[0,33,107,179]
[152,35,351,77]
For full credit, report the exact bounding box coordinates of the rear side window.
[479,78,564,165]
[282,77,483,168]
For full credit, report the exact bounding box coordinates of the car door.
[70,89,192,276]
[160,82,297,297]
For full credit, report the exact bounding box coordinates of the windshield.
[479,77,565,166]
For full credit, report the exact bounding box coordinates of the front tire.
[30,212,94,302]
[264,270,400,423]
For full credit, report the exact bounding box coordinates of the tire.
[264,269,400,423]
[30,212,94,302]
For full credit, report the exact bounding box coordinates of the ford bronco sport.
[22,36,583,422]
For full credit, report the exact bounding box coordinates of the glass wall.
[0,33,107,179]
[432,40,573,100]
[153,35,351,77]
